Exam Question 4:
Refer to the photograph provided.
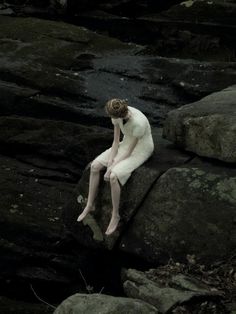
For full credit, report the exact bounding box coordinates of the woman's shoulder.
[129,106,147,122]
[128,106,140,114]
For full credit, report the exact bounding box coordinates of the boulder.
[54,293,158,314]
[162,85,236,163]
[120,158,236,264]
[63,128,190,250]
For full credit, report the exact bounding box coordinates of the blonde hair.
[105,98,128,118]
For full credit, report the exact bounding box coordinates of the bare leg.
[77,160,104,222]
[105,172,121,235]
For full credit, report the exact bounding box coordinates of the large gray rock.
[162,85,236,163]
[120,159,236,264]
[54,293,158,314]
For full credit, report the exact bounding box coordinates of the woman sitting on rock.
[77,98,154,235]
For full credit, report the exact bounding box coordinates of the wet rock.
[64,128,190,250]
[58,1,236,61]
[3,1,236,61]
[54,293,159,314]
[1,17,236,129]
[120,161,236,264]
[122,268,223,314]
[163,85,236,163]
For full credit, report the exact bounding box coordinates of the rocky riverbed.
[0,1,236,313]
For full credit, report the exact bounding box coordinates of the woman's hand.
[104,167,112,181]
[107,159,114,169]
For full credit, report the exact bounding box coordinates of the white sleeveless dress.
[95,106,154,185]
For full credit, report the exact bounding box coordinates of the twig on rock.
[30,283,56,309]
[79,269,94,294]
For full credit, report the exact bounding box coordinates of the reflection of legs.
[77,160,104,222]
[105,172,121,235]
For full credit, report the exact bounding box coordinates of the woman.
[77,98,154,235]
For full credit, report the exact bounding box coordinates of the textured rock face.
[0,9,235,313]
[2,0,236,61]
[6,0,182,13]
[162,85,236,163]
[122,269,222,314]
[161,0,236,25]
[120,162,236,264]
[54,293,158,314]
[63,129,190,250]
[64,162,160,250]
[136,0,236,61]
[0,296,52,314]
[1,16,236,130]
[0,120,116,303]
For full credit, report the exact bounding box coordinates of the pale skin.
[77,110,138,235]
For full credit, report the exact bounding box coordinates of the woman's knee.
[90,160,103,173]
[110,172,118,184]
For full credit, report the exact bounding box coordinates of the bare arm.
[110,137,138,168]
[107,124,120,167]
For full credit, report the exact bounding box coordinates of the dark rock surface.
[0,120,126,304]
[0,296,52,314]
[1,16,236,129]
[1,0,183,16]
[44,0,235,61]
[1,0,236,61]
[2,0,236,61]
[0,115,112,178]
[64,128,191,250]
[0,4,236,313]
[120,157,236,264]
[136,0,236,59]
[122,268,223,313]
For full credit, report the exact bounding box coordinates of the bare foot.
[77,204,95,222]
[105,214,120,235]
